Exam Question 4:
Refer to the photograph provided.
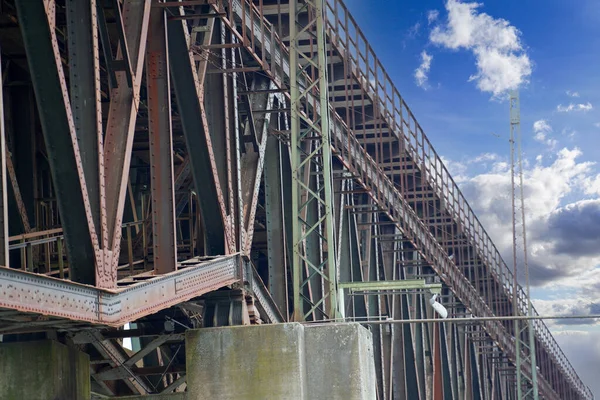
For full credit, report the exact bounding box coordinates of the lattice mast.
[509,90,539,399]
[289,0,339,321]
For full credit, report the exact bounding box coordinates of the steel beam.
[167,9,228,255]
[103,0,151,271]
[0,255,238,327]
[66,0,104,250]
[289,0,339,321]
[264,134,288,317]
[239,77,277,255]
[16,0,100,284]
[147,1,177,274]
[0,55,7,265]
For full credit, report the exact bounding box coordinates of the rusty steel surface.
[147,1,178,274]
[0,255,238,327]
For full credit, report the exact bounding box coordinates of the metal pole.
[516,93,539,400]
[509,90,523,400]
[289,0,302,321]
[304,314,600,324]
[510,90,538,399]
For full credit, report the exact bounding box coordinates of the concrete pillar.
[0,340,90,400]
[305,323,377,400]
[186,323,307,400]
[185,322,377,400]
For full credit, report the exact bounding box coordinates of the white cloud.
[532,119,558,148]
[566,90,580,98]
[414,51,433,89]
[594,122,600,128]
[427,10,439,25]
[533,297,600,326]
[556,102,593,112]
[458,147,600,287]
[429,0,532,97]
[407,22,421,39]
[533,119,552,142]
[470,152,499,163]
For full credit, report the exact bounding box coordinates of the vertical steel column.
[510,90,538,400]
[0,54,7,265]
[146,0,177,274]
[289,0,338,320]
[264,133,289,318]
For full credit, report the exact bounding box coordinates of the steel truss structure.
[0,0,592,398]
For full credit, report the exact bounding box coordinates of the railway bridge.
[0,0,592,399]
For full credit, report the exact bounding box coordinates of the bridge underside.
[0,0,590,399]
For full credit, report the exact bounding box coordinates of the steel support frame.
[167,9,230,256]
[147,1,177,273]
[103,0,151,280]
[264,133,290,318]
[0,54,7,266]
[16,0,101,285]
[0,255,239,327]
[289,0,338,321]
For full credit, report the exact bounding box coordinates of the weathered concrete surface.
[0,339,90,400]
[116,394,186,400]
[305,323,377,400]
[186,323,307,399]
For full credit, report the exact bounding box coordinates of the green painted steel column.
[289,0,339,321]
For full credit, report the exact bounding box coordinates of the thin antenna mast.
[510,90,539,399]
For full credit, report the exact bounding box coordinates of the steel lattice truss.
[0,0,591,399]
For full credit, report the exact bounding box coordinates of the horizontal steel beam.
[0,255,239,327]
[339,279,442,293]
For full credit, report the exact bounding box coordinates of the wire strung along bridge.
[0,0,592,399]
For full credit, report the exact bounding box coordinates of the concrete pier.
[0,340,90,400]
[185,322,376,400]
[186,323,307,399]
[305,323,377,400]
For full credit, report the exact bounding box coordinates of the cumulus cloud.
[532,119,558,148]
[566,90,580,98]
[556,102,593,112]
[427,10,439,25]
[458,147,600,287]
[533,119,552,142]
[429,0,532,97]
[533,297,600,326]
[594,122,600,128]
[414,51,433,89]
[542,200,600,257]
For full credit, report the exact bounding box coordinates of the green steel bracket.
[338,279,442,319]
[339,279,442,294]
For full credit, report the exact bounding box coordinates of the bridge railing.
[322,0,591,398]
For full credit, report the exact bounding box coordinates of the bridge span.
[0,0,591,399]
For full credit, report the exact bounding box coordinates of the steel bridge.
[0,0,592,399]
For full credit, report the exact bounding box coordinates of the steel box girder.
[0,255,238,327]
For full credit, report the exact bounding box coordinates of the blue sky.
[344,0,600,395]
